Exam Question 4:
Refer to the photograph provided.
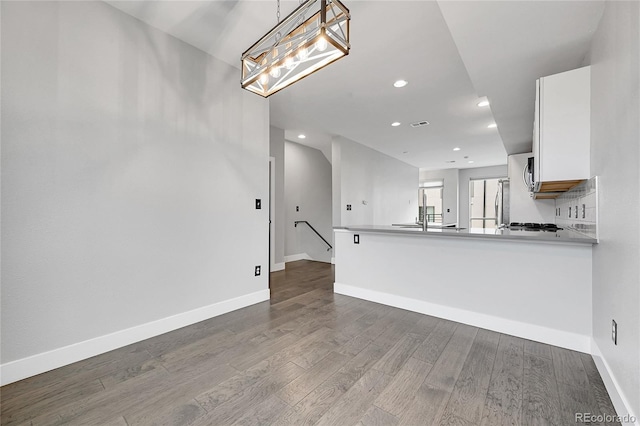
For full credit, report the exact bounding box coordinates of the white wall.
[0,1,269,381]
[269,126,285,269]
[419,168,459,225]
[507,153,556,223]
[589,0,640,420]
[284,141,333,263]
[458,165,508,228]
[334,136,418,226]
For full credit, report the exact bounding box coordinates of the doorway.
[418,182,443,224]
[269,157,275,286]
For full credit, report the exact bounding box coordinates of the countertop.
[334,225,597,245]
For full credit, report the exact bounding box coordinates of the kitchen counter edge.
[334,225,597,245]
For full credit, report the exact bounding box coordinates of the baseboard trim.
[284,253,311,263]
[591,340,639,425]
[0,289,270,386]
[272,262,285,272]
[334,282,591,353]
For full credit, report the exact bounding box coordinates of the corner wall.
[589,0,640,420]
[0,1,269,383]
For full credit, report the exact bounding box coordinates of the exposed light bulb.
[297,47,309,61]
[259,73,269,85]
[316,36,328,52]
[269,66,281,78]
[285,56,295,70]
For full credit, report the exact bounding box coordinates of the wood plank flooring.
[0,260,620,425]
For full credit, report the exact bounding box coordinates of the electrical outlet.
[582,204,586,219]
[255,199,261,209]
[346,204,352,211]
[575,205,578,219]
[612,319,617,345]
[296,206,299,212]
[255,265,261,276]
[354,234,360,244]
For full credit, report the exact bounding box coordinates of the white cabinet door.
[536,66,591,184]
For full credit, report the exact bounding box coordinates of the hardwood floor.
[1,260,619,425]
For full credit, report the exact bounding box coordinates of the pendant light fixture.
[241,0,350,97]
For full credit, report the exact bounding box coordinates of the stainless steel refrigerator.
[496,178,510,228]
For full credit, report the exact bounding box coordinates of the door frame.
[269,157,276,275]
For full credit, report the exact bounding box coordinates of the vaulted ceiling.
[107,0,604,170]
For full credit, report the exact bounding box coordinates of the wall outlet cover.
[255,265,261,276]
[296,206,299,212]
[354,234,359,244]
[255,199,261,209]
[612,319,617,345]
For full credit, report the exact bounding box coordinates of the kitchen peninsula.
[333,225,596,353]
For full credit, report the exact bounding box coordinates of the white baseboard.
[591,340,639,425]
[272,262,285,272]
[284,253,311,263]
[0,289,270,386]
[334,282,591,354]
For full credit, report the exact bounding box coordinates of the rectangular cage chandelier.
[241,0,350,97]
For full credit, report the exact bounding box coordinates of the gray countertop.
[334,225,597,245]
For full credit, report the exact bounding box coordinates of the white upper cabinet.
[533,66,590,194]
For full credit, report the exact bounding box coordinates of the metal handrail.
[294,221,333,251]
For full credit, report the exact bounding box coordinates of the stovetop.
[508,222,563,232]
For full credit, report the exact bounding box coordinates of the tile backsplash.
[555,176,598,240]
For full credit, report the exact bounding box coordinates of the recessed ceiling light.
[487,123,497,129]
[477,100,490,107]
[298,134,306,139]
[393,80,408,88]
[391,122,401,127]
[468,160,474,164]
[453,147,461,151]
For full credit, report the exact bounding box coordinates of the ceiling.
[107,0,604,171]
